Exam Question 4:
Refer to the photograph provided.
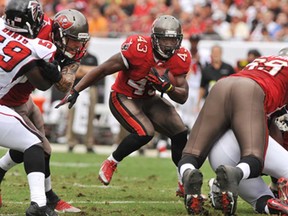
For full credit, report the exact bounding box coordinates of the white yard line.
[2,200,181,205]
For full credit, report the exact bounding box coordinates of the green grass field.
[0,148,270,216]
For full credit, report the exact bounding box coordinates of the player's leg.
[85,86,97,153]
[209,130,286,215]
[66,107,77,152]
[29,98,81,213]
[0,106,57,215]
[213,78,266,215]
[98,92,154,185]
[178,79,231,214]
[262,136,288,178]
[230,78,266,180]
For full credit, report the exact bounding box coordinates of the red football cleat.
[267,198,288,215]
[176,182,184,198]
[55,200,81,213]
[278,177,288,202]
[98,159,117,186]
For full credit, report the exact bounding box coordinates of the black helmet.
[4,0,43,38]
[52,9,90,61]
[151,15,183,59]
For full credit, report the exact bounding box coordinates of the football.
[154,67,176,85]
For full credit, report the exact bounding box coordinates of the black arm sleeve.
[37,59,62,83]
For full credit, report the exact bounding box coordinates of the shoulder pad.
[121,35,152,66]
[32,38,57,61]
[169,47,192,76]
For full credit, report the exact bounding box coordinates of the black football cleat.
[26,202,58,216]
[183,169,208,215]
[215,165,242,216]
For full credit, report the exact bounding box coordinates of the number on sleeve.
[177,53,187,62]
[38,39,53,49]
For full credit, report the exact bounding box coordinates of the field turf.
[0,148,270,215]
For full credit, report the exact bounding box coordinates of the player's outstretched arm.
[55,53,126,109]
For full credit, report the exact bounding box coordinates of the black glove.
[55,88,79,109]
[146,68,174,97]
[39,60,62,83]
[55,52,76,68]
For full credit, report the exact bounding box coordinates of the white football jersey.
[0,18,57,105]
[0,105,41,152]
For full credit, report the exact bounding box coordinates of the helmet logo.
[28,1,40,22]
[55,15,73,30]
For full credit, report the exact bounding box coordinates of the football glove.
[275,113,288,131]
[146,68,174,97]
[55,88,79,109]
[39,60,62,83]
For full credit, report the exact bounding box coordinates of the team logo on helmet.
[55,15,73,30]
[28,1,40,22]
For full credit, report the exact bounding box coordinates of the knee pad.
[24,145,45,174]
[9,149,24,163]
[44,152,51,178]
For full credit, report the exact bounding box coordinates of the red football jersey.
[231,56,288,114]
[111,35,191,98]
[38,14,53,41]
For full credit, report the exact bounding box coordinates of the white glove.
[275,113,288,131]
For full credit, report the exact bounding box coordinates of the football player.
[56,15,191,193]
[0,2,89,213]
[208,129,288,215]
[0,0,62,214]
[178,51,288,215]
[207,84,288,216]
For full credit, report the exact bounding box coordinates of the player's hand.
[275,113,288,131]
[55,88,79,109]
[54,66,76,93]
[146,68,174,97]
[39,60,62,83]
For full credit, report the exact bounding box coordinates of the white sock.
[108,155,119,163]
[0,151,17,171]
[27,172,46,207]
[236,163,250,179]
[45,176,52,192]
[264,205,270,214]
[180,163,195,178]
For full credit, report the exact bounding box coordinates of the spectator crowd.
[38,0,288,42]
